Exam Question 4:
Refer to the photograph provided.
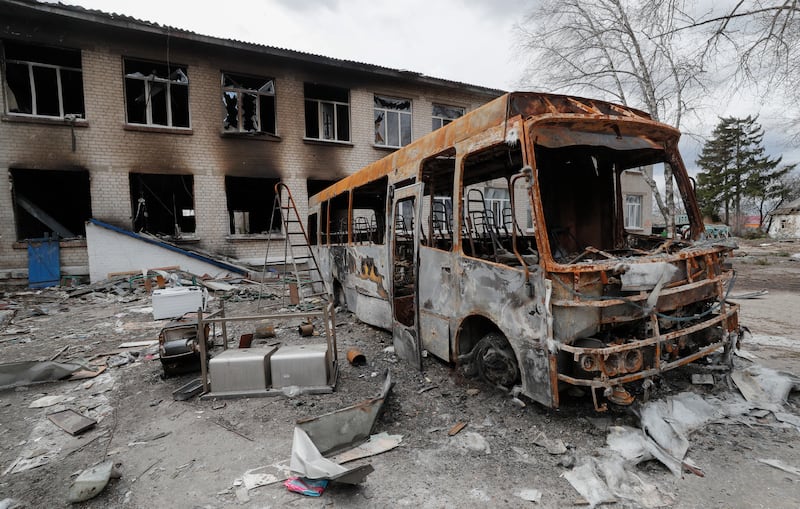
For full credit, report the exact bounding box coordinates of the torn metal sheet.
[563,462,616,508]
[289,428,372,484]
[289,427,347,479]
[296,370,392,455]
[564,390,763,507]
[731,365,800,411]
[0,361,85,390]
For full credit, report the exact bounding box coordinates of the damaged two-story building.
[0,0,652,285]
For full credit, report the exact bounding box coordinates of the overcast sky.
[51,0,799,172]
[55,0,526,91]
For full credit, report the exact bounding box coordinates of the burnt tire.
[473,332,520,389]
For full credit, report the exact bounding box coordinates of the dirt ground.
[1,237,799,508]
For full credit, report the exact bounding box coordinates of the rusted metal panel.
[296,370,392,455]
[326,245,392,330]
[453,256,553,406]
[418,247,456,361]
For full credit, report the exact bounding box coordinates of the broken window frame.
[224,176,281,235]
[304,83,350,142]
[221,72,277,135]
[2,41,85,119]
[431,103,464,131]
[624,194,643,230]
[10,168,92,240]
[374,95,412,148]
[124,58,190,128]
[129,173,195,237]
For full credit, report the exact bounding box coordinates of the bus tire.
[473,332,520,389]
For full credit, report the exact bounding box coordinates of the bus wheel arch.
[456,316,520,389]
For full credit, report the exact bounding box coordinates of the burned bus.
[307,92,741,410]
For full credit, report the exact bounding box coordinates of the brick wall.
[1,28,497,277]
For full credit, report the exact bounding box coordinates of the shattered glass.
[222,72,276,134]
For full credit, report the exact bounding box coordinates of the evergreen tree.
[696,116,790,233]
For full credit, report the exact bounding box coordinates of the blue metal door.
[27,238,60,288]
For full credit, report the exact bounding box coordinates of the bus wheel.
[473,332,519,388]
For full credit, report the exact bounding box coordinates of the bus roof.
[308,91,658,206]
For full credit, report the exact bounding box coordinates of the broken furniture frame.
[195,300,338,399]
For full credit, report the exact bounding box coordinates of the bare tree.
[681,2,800,140]
[515,0,707,236]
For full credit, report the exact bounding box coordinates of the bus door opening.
[390,183,423,370]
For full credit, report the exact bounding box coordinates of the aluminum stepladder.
[261,182,330,309]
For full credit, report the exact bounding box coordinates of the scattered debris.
[241,464,292,490]
[563,390,758,507]
[211,419,253,442]
[534,432,567,455]
[515,488,543,503]
[448,421,468,436]
[330,432,402,464]
[562,462,617,508]
[346,348,366,366]
[254,321,275,338]
[455,431,491,454]
[118,340,158,348]
[731,364,800,411]
[172,378,203,401]
[284,476,328,497]
[106,352,136,368]
[0,361,84,390]
[28,394,72,408]
[2,447,56,475]
[691,373,715,385]
[128,431,171,446]
[735,349,759,362]
[49,345,71,361]
[296,370,392,455]
[131,459,161,484]
[47,409,96,435]
[289,427,373,483]
[774,412,800,428]
[729,290,768,299]
[511,446,537,465]
[757,458,800,477]
[67,460,121,503]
